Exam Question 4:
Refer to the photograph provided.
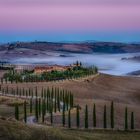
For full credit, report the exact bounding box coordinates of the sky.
[0,0,140,43]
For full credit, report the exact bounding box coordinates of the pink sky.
[0,0,140,42]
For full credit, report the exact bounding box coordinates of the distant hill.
[0,41,140,59]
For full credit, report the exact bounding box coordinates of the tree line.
[15,99,135,130]
[1,62,98,83]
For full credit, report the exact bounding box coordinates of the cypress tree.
[35,98,39,122]
[46,94,49,112]
[131,112,134,130]
[62,102,65,126]
[16,87,19,96]
[29,88,31,97]
[93,103,96,128]
[70,93,74,108]
[51,87,54,100]
[103,105,107,128]
[41,87,44,98]
[24,101,27,123]
[57,91,60,112]
[54,92,57,112]
[85,105,88,129]
[15,104,19,120]
[110,101,114,129]
[23,88,25,96]
[125,107,128,130]
[76,106,80,128]
[26,90,28,98]
[42,99,45,123]
[44,89,47,99]
[30,98,33,114]
[68,109,71,128]
[44,99,47,115]
[50,101,53,124]
[38,98,41,116]
[31,88,33,98]
[19,89,22,97]
[35,86,38,98]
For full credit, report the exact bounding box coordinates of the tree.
[110,101,114,129]
[15,104,19,120]
[30,98,33,114]
[62,102,65,126]
[35,87,38,98]
[35,98,39,122]
[41,87,44,98]
[24,101,27,123]
[38,98,41,116]
[76,106,80,128]
[68,109,71,128]
[42,99,46,123]
[54,92,57,112]
[57,90,60,112]
[93,104,96,128]
[50,101,53,124]
[131,112,134,130]
[103,105,107,128]
[125,107,128,130]
[85,105,88,128]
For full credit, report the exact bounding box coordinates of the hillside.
[0,118,140,140]
[1,73,140,129]
[0,42,140,60]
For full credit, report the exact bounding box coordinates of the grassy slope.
[2,74,140,128]
[0,119,140,140]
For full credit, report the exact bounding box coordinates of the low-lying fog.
[10,53,140,76]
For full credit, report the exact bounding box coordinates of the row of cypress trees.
[15,101,135,130]
[0,85,73,106]
[13,86,74,123]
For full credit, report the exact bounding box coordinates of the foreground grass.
[0,118,140,140]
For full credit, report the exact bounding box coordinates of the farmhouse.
[34,64,72,74]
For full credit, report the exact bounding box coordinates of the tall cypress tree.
[30,98,32,114]
[50,101,53,125]
[0,84,1,92]
[93,103,96,128]
[35,98,39,122]
[125,107,128,130]
[23,88,25,97]
[15,104,19,120]
[57,90,60,112]
[54,92,57,112]
[24,101,27,123]
[85,105,88,129]
[38,98,41,116]
[25,90,28,98]
[110,101,114,129]
[31,88,33,98]
[103,105,107,128]
[76,106,80,128]
[62,102,65,126]
[131,112,134,130]
[41,87,44,98]
[35,86,38,98]
[68,109,71,128]
[42,99,45,123]
[46,95,49,112]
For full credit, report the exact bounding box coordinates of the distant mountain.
[0,41,140,55]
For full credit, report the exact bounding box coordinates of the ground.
[0,118,140,140]
[0,73,140,139]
